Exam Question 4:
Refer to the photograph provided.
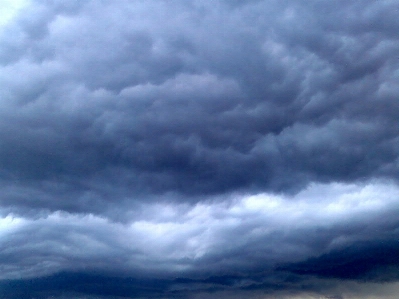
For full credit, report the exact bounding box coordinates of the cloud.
[1,0,398,217]
[1,0,399,298]
[279,239,399,281]
[1,182,399,298]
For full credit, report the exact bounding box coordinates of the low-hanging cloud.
[1,0,399,298]
[1,182,399,298]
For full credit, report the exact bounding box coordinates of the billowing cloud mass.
[0,0,399,298]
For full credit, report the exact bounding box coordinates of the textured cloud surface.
[1,0,399,298]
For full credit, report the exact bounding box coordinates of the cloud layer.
[1,0,399,298]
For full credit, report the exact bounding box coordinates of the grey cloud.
[1,0,398,216]
[1,183,399,298]
[279,239,399,281]
[1,0,399,298]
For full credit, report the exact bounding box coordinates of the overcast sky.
[1,0,399,298]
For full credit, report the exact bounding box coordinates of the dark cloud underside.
[0,0,399,298]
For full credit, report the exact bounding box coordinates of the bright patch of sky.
[0,0,29,28]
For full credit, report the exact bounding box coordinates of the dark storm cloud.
[1,183,399,298]
[279,239,399,281]
[0,273,173,299]
[1,0,398,216]
[1,0,399,298]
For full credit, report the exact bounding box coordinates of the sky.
[0,0,399,298]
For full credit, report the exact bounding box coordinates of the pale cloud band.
[1,181,398,285]
[1,0,399,298]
